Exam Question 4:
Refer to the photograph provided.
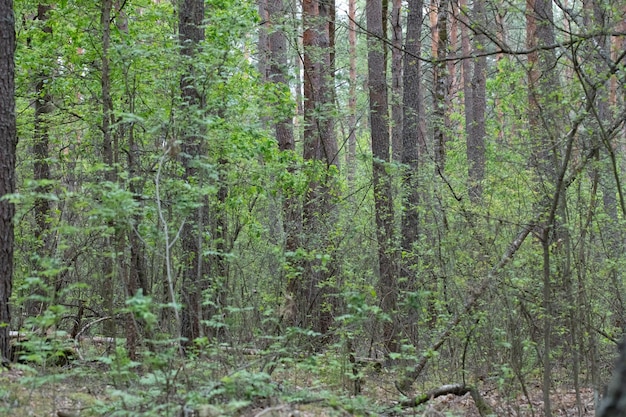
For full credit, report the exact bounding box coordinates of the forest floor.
[0,363,599,417]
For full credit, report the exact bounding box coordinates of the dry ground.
[0,365,599,416]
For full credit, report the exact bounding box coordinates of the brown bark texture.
[433,0,449,171]
[33,4,52,252]
[0,0,16,362]
[466,0,486,202]
[366,0,397,354]
[265,0,300,259]
[391,0,403,162]
[346,0,357,181]
[178,0,208,346]
[291,0,339,336]
[401,0,425,346]
[100,0,117,338]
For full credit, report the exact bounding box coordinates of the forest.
[1,0,626,415]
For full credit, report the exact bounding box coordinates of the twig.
[253,404,288,417]
[396,222,535,393]
[74,316,113,340]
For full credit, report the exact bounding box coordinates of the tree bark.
[27,4,54,317]
[526,0,560,413]
[367,0,397,354]
[401,0,425,345]
[33,4,52,258]
[179,0,207,347]
[346,0,357,182]
[0,0,16,363]
[293,0,339,336]
[100,0,117,338]
[433,0,449,171]
[266,0,299,254]
[390,0,403,162]
[466,0,486,202]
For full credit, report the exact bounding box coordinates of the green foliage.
[7,0,626,414]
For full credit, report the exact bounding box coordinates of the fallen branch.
[400,383,470,407]
[398,383,493,417]
[74,316,114,340]
[253,404,289,417]
[396,222,534,393]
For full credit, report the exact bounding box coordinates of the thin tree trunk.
[179,0,207,347]
[401,0,424,346]
[101,0,117,338]
[460,0,472,180]
[433,0,449,171]
[292,0,339,336]
[467,0,486,202]
[526,0,560,413]
[0,0,16,363]
[33,4,52,255]
[266,0,299,257]
[367,0,398,355]
[541,232,553,417]
[391,0,403,162]
[347,0,357,182]
[29,4,53,316]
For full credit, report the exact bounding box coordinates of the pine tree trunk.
[390,0,403,162]
[433,0,449,172]
[347,0,357,182]
[295,0,339,337]
[467,0,486,202]
[526,0,560,413]
[179,0,207,347]
[0,0,16,362]
[401,0,424,345]
[101,0,117,338]
[367,0,397,354]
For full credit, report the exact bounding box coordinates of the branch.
[344,10,626,64]
[397,383,494,417]
[395,222,535,393]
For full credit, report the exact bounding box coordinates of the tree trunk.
[293,0,339,337]
[367,0,398,355]
[466,0,486,202]
[179,0,207,347]
[401,0,424,345]
[433,0,449,172]
[101,0,117,338]
[526,0,560,413]
[266,0,299,254]
[33,3,52,255]
[0,0,16,363]
[29,4,54,316]
[346,0,357,182]
[390,0,403,162]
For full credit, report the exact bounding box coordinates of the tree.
[465,0,486,202]
[32,3,52,267]
[0,0,16,363]
[178,0,207,347]
[100,0,117,339]
[291,0,340,336]
[401,0,425,346]
[265,0,297,247]
[526,0,561,414]
[366,0,397,354]
[346,0,357,181]
[433,0,449,171]
[27,3,54,317]
[390,0,403,162]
